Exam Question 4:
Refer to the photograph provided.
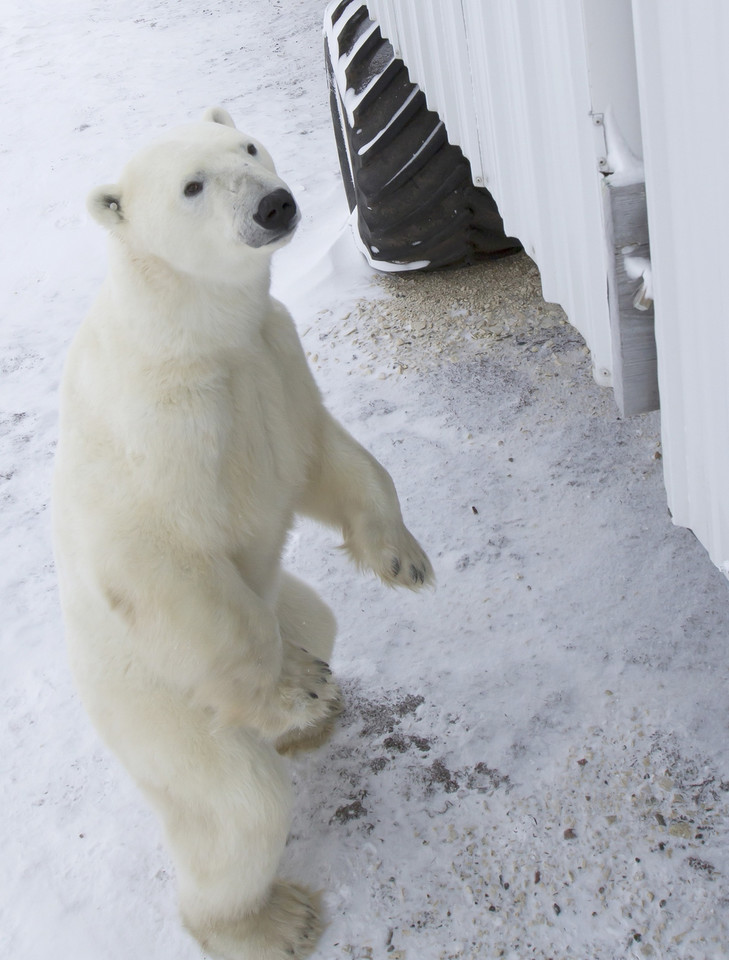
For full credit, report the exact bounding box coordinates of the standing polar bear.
[53,107,432,959]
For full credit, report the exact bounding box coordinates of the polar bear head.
[87,107,299,283]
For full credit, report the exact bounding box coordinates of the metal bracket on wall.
[590,112,612,175]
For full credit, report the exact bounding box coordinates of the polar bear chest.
[223,349,313,524]
[136,346,313,538]
[57,297,320,600]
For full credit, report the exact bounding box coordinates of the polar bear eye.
[246,144,258,156]
[183,181,204,198]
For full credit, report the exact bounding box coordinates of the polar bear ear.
[203,105,237,128]
[87,185,125,231]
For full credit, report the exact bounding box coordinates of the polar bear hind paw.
[256,882,322,960]
[188,881,323,960]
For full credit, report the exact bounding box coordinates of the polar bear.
[52,107,432,960]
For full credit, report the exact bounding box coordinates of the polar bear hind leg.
[137,725,321,959]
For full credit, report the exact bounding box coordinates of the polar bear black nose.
[253,189,297,232]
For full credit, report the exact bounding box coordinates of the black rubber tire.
[325,0,521,271]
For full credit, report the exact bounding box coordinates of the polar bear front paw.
[345,517,434,591]
[384,529,434,590]
[278,643,342,735]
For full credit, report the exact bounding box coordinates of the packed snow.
[2,1,728,959]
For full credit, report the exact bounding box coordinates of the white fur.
[53,108,432,960]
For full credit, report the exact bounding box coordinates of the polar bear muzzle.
[253,188,298,240]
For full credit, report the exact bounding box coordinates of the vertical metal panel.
[368,0,615,383]
[632,0,729,572]
[582,0,643,160]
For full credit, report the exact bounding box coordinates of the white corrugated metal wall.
[366,0,729,574]
[632,0,729,574]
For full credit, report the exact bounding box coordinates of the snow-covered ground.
[2,2,729,958]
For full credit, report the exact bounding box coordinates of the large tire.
[325,0,521,271]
